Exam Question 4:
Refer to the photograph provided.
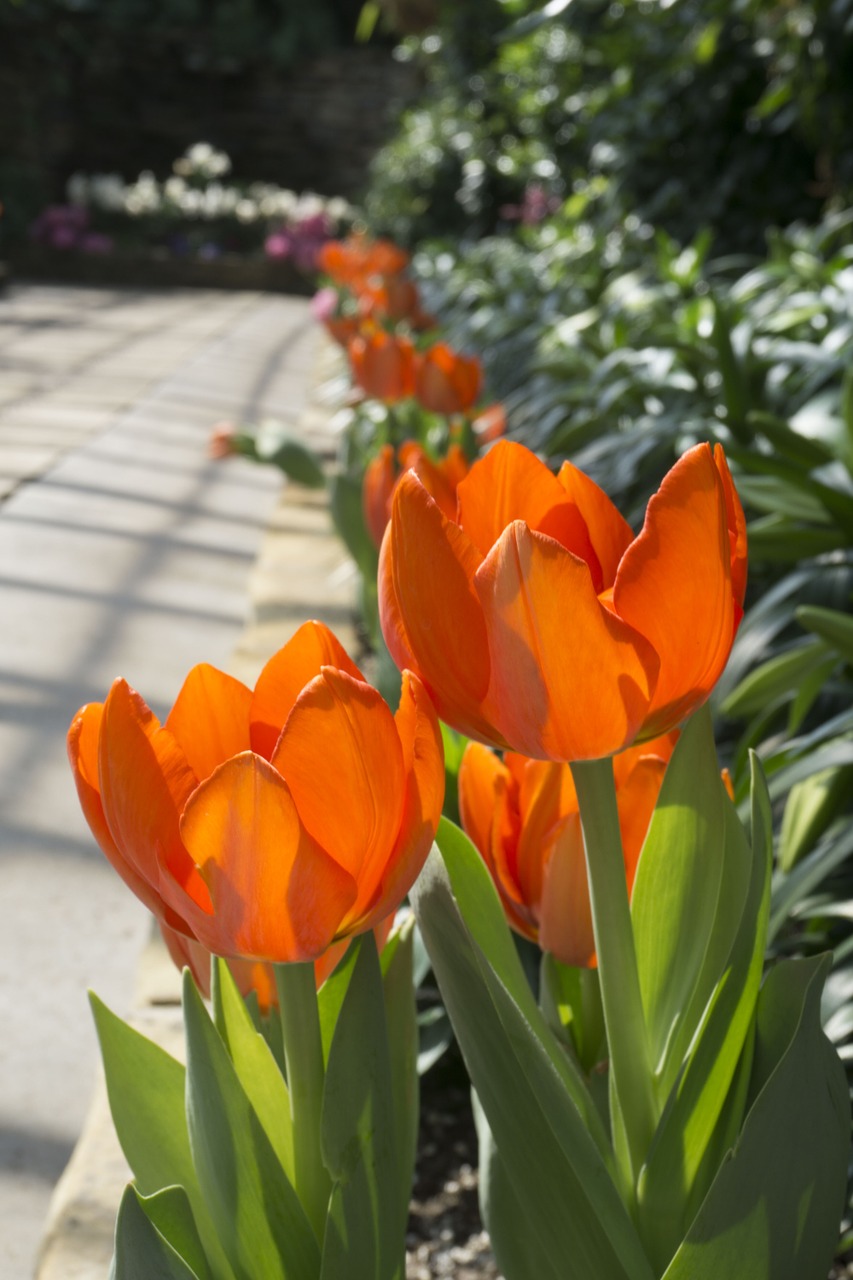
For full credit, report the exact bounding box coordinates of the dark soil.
[406,1047,500,1279]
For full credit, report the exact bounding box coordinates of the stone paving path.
[0,283,351,1278]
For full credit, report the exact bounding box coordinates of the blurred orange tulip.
[459,733,677,966]
[349,330,416,403]
[362,441,470,550]
[415,343,483,415]
[317,235,409,291]
[471,402,507,444]
[379,440,747,759]
[68,621,444,964]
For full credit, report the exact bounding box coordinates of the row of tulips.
[71,233,849,1279]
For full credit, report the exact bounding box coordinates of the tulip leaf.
[182,971,320,1280]
[660,955,849,1280]
[210,958,295,1184]
[111,1184,202,1280]
[632,708,752,1096]
[378,918,419,1226]
[328,471,379,579]
[412,827,655,1280]
[90,994,234,1280]
[635,750,772,1268]
[319,934,402,1280]
[253,422,326,490]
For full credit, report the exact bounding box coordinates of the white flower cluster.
[66,143,354,228]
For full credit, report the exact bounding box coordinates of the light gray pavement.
[0,283,352,1278]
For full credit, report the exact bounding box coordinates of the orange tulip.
[459,733,677,966]
[68,621,444,964]
[472,402,507,444]
[349,329,416,403]
[362,441,470,550]
[415,343,483,415]
[317,235,409,291]
[379,440,747,760]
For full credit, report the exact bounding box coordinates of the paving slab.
[0,284,355,1279]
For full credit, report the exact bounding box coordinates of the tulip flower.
[349,329,416,403]
[317,234,409,291]
[459,733,676,967]
[362,440,470,550]
[380,439,747,760]
[414,342,483,415]
[68,620,444,964]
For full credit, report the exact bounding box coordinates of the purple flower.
[265,231,292,260]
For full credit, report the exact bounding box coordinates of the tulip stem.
[570,756,658,1190]
[275,961,331,1243]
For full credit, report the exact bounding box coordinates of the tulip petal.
[271,668,406,922]
[515,759,577,913]
[475,523,659,760]
[556,460,635,587]
[98,679,210,929]
[69,701,173,923]
[179,753,357,962]
[250,620,363,759]
[165,663,252,781]
[458,742,509,865]
[714,443,748,609]
[617,756,670,894]
[353,671,445,931]
[614,444,736,739]
[457,441,601,583]
[380,471,499,743]
[538,813,596,968]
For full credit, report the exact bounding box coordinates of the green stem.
[570,757,658,1187]
[274,961,331,1243]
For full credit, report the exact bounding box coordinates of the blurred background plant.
[29,143,354,266]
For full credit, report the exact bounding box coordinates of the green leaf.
[90,995,233,1280]
[254,423,326,489]
[711,297,751,441]
[634,749,772,1269]
[111,1184,202,1280]
[210,958,294,1183]
[319,935,402,1280]
[796,603,853,662]
[661,956,849,1280]
[378,919,419,1225]
[328,471,379,579]
[411,829,656,1280]
[779,765,853,871]
[720,640,830,719]
[632,709,748,1092]
[182,972,320,1280]
[128,1185,213,1280]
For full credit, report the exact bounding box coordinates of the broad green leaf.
[319,935,402,1280]
[412,834,656,1280]
[210,958,294,1183]
[111,1184,201,1280]
[661,956,849,1280]
[796,603,853,662]
[317,942,359,1065]
[90,995,234,1280]
[182,972,320,1280]
[254,423,326,489]
[125,1186,213,1280]
[378,919,419,1224]
[328,471,378,578]
[632,709,746,1092]
[426,819,607,1145]
[635,753,772,1269]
